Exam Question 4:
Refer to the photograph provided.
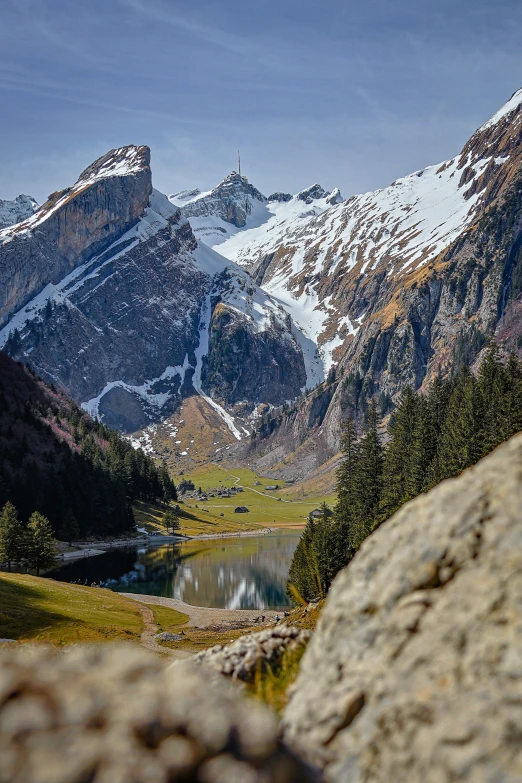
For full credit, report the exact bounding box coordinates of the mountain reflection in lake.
[48,531,301,610]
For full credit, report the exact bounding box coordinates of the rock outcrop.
[282,431,522,782]
[0,645,318,783]
[194,625,311,682]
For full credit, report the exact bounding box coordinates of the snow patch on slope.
[82,357,191,418]
[214,191,336,265]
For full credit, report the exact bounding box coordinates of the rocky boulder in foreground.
[282,431,522,782]
[0,645,318,783]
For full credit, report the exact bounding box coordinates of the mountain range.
[2,87,522,479]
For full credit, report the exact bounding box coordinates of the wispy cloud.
[117,0,260,58]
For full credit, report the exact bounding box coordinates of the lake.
[48,530,301,610]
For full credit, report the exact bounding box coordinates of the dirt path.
[124,593,278,629]
[133,601,191,660]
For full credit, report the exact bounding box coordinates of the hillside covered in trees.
[289,347,522,602]
[0,352,176,539]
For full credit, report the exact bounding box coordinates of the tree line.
[288,346,522,602]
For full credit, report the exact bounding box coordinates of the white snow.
[214,192,334,265]
[81,357,191,418]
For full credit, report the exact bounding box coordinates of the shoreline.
[121,592,280,629]
[57,526,279,563]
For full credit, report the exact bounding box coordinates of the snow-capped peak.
[297,183,329,203]
[0,145,151,246]
[0,194,39,230]
[76,145,150,188]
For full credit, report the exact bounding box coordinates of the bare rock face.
[193,625,311,682]
[202,271,307,409]
[283,432,522,782]
[0,645,319,783]
[0,146,152,328]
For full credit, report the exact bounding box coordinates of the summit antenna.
[238,150,241,177]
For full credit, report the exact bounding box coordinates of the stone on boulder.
[282,432,522,782]
[0,645,319,783]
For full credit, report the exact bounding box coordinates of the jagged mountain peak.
[0,144,153,329]
[0,194,39,230]
[296,183,329,203]
[296,184,343,205]
[0,144,152,248]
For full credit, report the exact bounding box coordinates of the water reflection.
[48,531,301,610]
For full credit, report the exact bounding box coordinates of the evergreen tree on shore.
[24,512,57,576]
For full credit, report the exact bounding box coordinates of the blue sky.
[1,0,522,203]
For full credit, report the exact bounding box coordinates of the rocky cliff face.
[0,146,152,329]
[202,267,307,407]
[0,194,38,229]
[0,148,306,433]
[283,431,522,782]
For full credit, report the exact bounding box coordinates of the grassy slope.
[133,498,265,536]
[150,604,189,630]
[0,574,143,644]
[181,465,335,529]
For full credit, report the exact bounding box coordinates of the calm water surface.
[48,531,301,610]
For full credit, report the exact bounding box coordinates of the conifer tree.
[478,343,507,455]
[0,502,25,571]
[286,514,323,603]
[24,512,57,576]
[435,366,482,480]
[503,353,522,437]
[379,387,418,521]
[334,418,358,526]
[351,400,384,540]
